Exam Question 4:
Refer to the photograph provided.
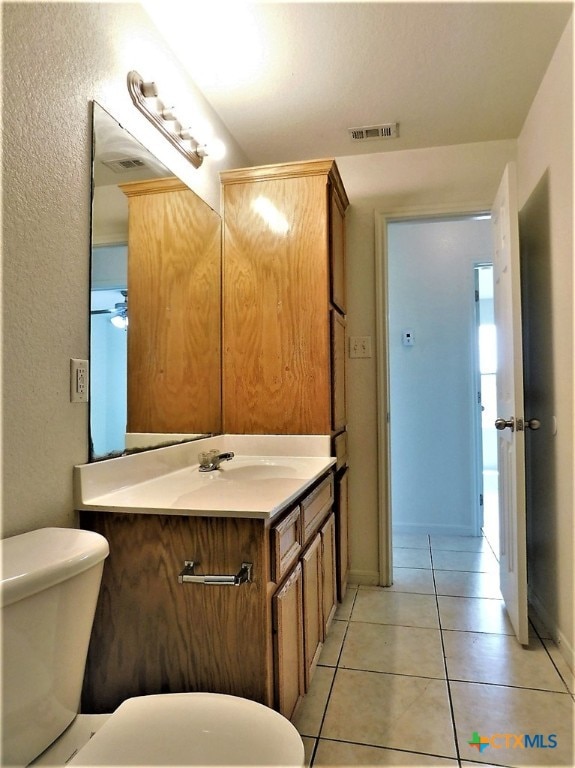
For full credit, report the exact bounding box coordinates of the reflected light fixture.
[127,70,225,167]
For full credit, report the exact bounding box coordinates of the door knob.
[526,418,541,430]
[495,417,514,431]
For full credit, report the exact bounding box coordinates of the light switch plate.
[349,336,372,358]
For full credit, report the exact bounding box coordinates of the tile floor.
[292,534,575,767]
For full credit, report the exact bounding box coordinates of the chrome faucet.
[198,449,235,472]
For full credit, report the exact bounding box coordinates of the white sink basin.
[75,452,336,520]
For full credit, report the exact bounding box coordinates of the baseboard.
[349,569,380,586]
[392,523,476,537]
[529,589,574,673]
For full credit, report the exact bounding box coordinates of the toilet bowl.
[1,528,304,767]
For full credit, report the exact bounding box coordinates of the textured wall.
[2,3,247,537]
[516,16,574,667]
[338,139,516,583]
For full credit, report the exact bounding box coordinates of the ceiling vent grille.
[348,123,399,142]
[102,158,148,173]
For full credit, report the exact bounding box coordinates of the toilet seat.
[68,693,304,767]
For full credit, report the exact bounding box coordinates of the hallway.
[292,534,574,767]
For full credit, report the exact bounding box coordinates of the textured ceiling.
[145,1,572,166]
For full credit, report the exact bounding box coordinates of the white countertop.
[75,435,335,520]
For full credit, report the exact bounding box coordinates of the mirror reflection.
[90,103,222,460]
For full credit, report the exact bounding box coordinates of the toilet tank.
[1,527,109,766]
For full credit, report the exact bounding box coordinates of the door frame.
[374,204,491,586]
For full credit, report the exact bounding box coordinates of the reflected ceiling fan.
[91,290,128,329]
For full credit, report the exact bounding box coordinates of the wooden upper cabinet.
[330,185,347,313]
[221,160,349,435]
[120,178,222,435]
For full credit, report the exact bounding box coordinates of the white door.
[491,162,529,645]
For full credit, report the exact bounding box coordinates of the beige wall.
[516,16,573,666]
[340,15,573,667]
[338,139,517,584]
[2,3,248,537]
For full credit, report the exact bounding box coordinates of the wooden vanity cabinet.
[81,471,336,721]
[221,160,349,436]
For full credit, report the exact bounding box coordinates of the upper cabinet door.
[330,185,347,314]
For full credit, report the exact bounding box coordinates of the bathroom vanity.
[77,437,340,720]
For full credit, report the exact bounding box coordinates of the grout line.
[430,541,463,767]
[529,617,574,695]
[312,735,461,764]
[309,586,359,766]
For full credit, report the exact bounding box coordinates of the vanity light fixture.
[127,70,225,167]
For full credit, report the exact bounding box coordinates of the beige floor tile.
[437,596,514,635]
[444,630,568,692]
[394,548,433,569]
[434,569,501,599]
[542,638,575,694]
[386,567,436,595]
[334,585,357,620]
[352,589,440,629]
[340,621,445,679]
[393,533,431,550]
[292,666,335,738]
[432,550,498,573]
[460,763,512,768]
[451,680,575,766]
[322,669,457,758]
[430,535,489,552]
[301,736,315,767]
[528,609,553,639]
[319,620,347,667]
[314,738,458,766]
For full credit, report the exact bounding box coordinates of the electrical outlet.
[349,336,372,358]
[70,359,89,403]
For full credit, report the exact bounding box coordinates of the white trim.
[529,590,575,673]
[374,203,493,585]
[349,569,380,586]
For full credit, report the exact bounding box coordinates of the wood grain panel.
[302,474,334,545]
[320,513,337,636]
[330,185,346,313]
[302,533,323,688]
[81,512,269,713]
[272,563,304,719]
[335,468,349,601]
[222,174,331,434]
[121,178,221,434]
[331,310,347,432]
[270,505,302,583]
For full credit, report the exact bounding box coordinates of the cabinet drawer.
[302,475,334,545]
[271,506,302,582]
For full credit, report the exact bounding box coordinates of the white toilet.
[1,527,305,767]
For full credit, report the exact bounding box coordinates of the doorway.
[379,213,494,578]
[474,264,500,558]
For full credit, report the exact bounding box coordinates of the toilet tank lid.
[1,527,109,607]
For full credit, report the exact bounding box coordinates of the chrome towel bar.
[178,561,252,586]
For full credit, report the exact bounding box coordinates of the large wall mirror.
[90,103,222,460]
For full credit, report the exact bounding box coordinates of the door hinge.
[480,493,484,507]
[475,289,479,302]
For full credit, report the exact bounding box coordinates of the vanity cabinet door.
[331,310,346,433]
[330,183,346,314]
[272,563,305,719]
[335,468,349,601]
[320,512,337,637]
[301,533,323,688]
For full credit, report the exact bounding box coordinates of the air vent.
[348,123,399,142]
[101,158,148,173]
